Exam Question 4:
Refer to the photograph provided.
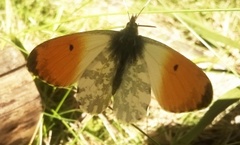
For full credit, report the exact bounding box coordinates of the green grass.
[1,0,240,145]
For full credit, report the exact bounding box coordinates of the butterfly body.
[109,16,144,94]
[27,16,213,122]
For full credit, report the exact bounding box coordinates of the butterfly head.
[124,16,139,36]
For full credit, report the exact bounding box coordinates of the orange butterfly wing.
[27,31,113,86]
[143,38,213,112]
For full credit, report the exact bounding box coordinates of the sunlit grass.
[1,0,240,145]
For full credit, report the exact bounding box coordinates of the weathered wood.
[0,47,42,145]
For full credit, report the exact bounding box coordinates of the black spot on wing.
[173,64,179,71]
[69,44,74,51]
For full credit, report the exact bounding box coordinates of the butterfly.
[27,15,213,123]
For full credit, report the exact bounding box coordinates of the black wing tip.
[26,48,38,75]
[174,82,213,113]
[202,82,213,107]
[196,82,213,110]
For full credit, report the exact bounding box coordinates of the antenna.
[123,0,152,20]
[123,0,130,20]
[136,0,151,18]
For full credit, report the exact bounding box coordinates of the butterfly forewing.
[27,31,113,86]
[143,37,213,112]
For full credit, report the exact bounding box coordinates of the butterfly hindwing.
[76,48,115,114]
[113,56,151,122]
